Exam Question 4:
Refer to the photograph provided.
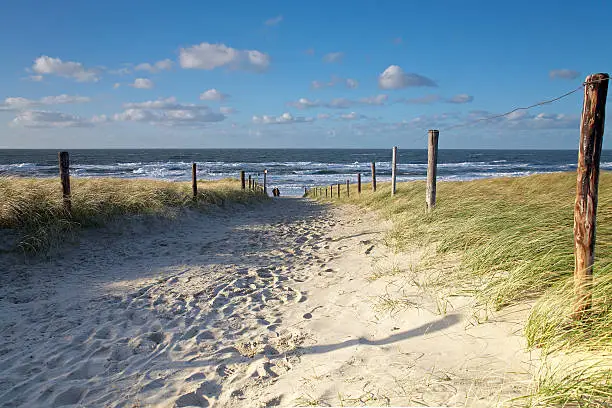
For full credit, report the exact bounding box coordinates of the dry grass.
[309,172,612,407]
[0,176,267,252]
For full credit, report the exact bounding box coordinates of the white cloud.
[549,69,580,80]
[179,43,270,72]
[252,112,314,125]
[199,88,229,101]
[11,110,93,128]
[134,59,174,73]
[220,106,237,114]
[312,77,358,89]
[340,112,365,120]
[288,94,388,110]
[288,97,321,109]
[345,78,359,89]
[32,56,99,82]
[323,52,344,63]
[29,75,43,82]
[358,94,388,105]
[115,97,226,127]
[264,15,283,26]
[129,78,154,89]
[447,94,474,104]
[108,67,132,76]
[0,94,91,110]
[378,65,436,89]
[327,98,352,109]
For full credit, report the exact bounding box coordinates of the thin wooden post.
[248,175,252,189]
[263,169,268,195]
[191,163,198,198]
[573,73,608,319]
[330,184,334,198]
[426,130,439,210]
[240,170,245,190]
[58,151,71,214]
[337,183,340,198]
[357,173,361,194]
[391,146,398,196]
[325,187,328,198]
[346,180,350,197]
[371,162,376,192]
[304,186,307,196]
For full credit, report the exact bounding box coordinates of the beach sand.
[0,198,537,407]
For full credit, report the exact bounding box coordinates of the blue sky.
[0,0,610,149]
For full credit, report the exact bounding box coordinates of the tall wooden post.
[573,73,608,319]
[357,173,361,194]
[263,169,268,195]
[191,163,198,198]
[325,187,328,198]
[371,162,377,192]
[426,130,439,210]
[240,170,245,190]
[58,151,71,214]
[346,180,350,197]
[248,175,252,189]
[330,184,334,198]
[337,183,340,198]
[391,146,398,196]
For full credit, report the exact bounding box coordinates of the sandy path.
[0,198,536,407]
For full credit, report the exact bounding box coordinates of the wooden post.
[304,186,307,196]
[357,173,361,194]
[573,73,608,319]
[248,175,252,189]
[240,170,245,190]
[58,151,71,214]
[191,163,198,198]
[325,187,328,198]
[391,146,398,196]
[337,183,340,198]
[330,184,334,198]
[426,130,439,210]
[371,162,376,192]
[263,169,268,195]
[346,180,350,197]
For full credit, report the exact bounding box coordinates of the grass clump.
[0,177,267,252]
[308,172,611,406]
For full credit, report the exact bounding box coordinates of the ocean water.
[1,149,611,197]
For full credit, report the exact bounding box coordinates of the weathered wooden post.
[346,179,350,197]
[337,183,340,198]
[357,173,361,194]
[191,163,198,198]
[263,169,268,195]
[391,146,398,196]
[58,151,71,214]
[330,184,334,198]
[325,187,328,198]
[248,175,252,189]
[371,161,377,192]
[240,170,246,190]
[572,73,608,319]
[426,130,439,211]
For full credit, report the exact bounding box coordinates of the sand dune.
[0,198,537,407]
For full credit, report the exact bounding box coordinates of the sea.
[1,149,611,197]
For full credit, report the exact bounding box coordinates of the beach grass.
[0,177,267,253]
[309,172,611,407]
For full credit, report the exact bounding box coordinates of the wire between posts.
[438,77,609,132]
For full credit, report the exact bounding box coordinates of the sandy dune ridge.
[0,198,537,407]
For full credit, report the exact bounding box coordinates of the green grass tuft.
[0,177,268,253]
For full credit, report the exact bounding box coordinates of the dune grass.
[0,177,268,253]
[308,172,611,407]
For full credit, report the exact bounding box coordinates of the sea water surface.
[1,149,611,197]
